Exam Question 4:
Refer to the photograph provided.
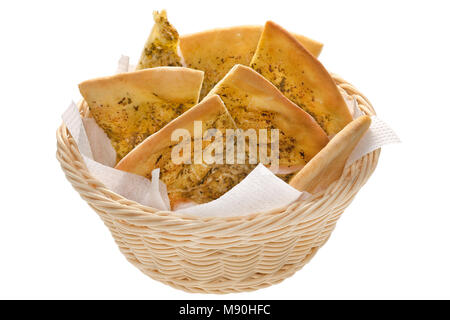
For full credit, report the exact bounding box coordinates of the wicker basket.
[56,74,380,294]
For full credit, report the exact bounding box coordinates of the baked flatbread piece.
[207,64,329,177]
[250,21,352,136]
[136,10,184,70]
[289,115,371,193]
[179,25,323,99]
[115,95,255,209]
[79,67,204,161]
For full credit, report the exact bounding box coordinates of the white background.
[0,0,449,299]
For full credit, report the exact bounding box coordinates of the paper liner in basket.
[62,102,170,210]
[61,55,399,216]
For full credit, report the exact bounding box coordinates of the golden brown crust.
[208,64,329,172]
[179,25,323,99]
[250,21,352,136]
[79,67,203,102]
[136,10,183,70]
[79,67,204,160]
[289,115,371,193]
[116,95,255,209]
[115,95,229,173]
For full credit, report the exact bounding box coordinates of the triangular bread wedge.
[115,95,255,209]
[250,21,352,136]
[79,67,204,161]
[136,10,184,70]
[179,25,323,99]
[289,115,371,193]
[207,64,329,179]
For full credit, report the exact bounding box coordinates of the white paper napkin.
[61,55,399,217]
[176,164,302,217]
[346,97,401,166]
[62,102,170,210]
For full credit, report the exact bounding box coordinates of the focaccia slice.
[179,25,323,99]
[290,116,371,193]
[207,64,329,178]
[250,21,352,136]
[79,67,204,161]
[115,95,255,209]
[136,10,184,70]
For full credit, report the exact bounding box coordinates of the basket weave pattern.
[56,75,380,294]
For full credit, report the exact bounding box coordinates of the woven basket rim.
[56,74,379,226]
